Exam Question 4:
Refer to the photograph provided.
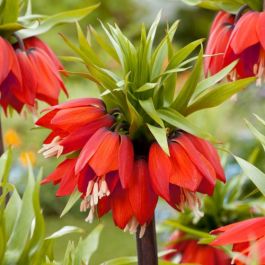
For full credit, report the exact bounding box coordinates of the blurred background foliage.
[2,0,265,264]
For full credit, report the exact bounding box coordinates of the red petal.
[77,166,95,194]
[97,196,111,218]
[111,184,133,229]
[230,12,259,54]
[28,48,65,105]
[119,135,134,188]
[35,110,58,128]
[45,97,105,111]
[89,131,119,176]
[41,159,77,196]
[50,106,104,132]
[15,50,37,105]
[148,143,171,201]
[75,128,109,173]
[211,217,265,246]
[128,159,158,225]
[186,134,225,182]
[60,115,114,153]
[174,134,216,188]
[0,72,24,113]
[169,142,202,191]
[24,37,65,73]
[0,37,14,84]
[257,12,265,50]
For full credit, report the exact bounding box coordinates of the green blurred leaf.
[151,20,179,80]
[185,77,255,115]
[73,224,103,265]
[0,149,13,185]
[195,60,238,98]
[139,98,164,127]
[3,165,35,264]
[60,189,81,218]
[136,83,157,93]
[246,120,265,152]
[46,226,83,240]
[4,190,21,239]
[147,124,169,155]
[165,220,214,239]
[234,155,265,196]
[171,48,203,113]
[1,0,19,24]
[101,257,137,265]
[0,22,23,32]
[165,39,203,76]
[17,3,100,38]
[158,108,213,140]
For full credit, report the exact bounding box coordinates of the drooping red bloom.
[36,98,114,157]
[38,98,224,235]
[164,231,231,265]
[0,36,67,113]
[206,10,265,84]
[205,11,235,76]
[211,217,265,265]
[223,11,265,84]
[149,132,225,214]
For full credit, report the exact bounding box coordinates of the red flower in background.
[164,231,231,265]
[205,11,235,76]
[0,36,67,114]
[211,217,265,265]
[37,98,225,236]
[223,11,265,84]
[149,132,225,214]
[206,10,265,85]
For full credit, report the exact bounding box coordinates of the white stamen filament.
[38,136,63,158]
[80,177,110,223]
[123,217,147,238]
[179,189,204,221]
[253,50,265,86]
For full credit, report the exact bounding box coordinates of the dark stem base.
[136,218,158,265]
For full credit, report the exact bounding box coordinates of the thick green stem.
[136,217,158,265]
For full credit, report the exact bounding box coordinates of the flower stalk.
[136,217,158,265]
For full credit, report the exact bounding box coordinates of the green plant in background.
[179,0,262,13]
[0,150,103,265]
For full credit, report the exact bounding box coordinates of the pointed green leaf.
[139,98,164,127]
[151,20,179,79]
[17,4,100,38]
[158,108,213,140]
[171,48,203,112]
[195,60,238,98]
[0,23,23,32]
[101,257,137,265]
[46,226,83,240]
[185,77,255,115]
[89,25,119,62]
[75,224,103,265]
[246,120,265,152]
[4,190,21,237]
[147,124,169,155]
[60,189,81,218]
[166,39,203,72]
[234,155,265,196]
[254,114,265,127]
[136,83,157,93]
[4,166,35,264]
[2,0,19,24]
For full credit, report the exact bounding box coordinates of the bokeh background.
[3,0,265,264]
